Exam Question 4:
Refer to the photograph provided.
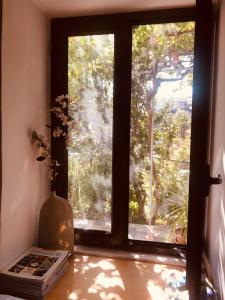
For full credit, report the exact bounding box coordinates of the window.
[51,8,196,253]
[68,34,114,233]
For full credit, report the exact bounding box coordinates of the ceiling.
[32,0,195,18]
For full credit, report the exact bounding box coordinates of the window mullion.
[111,22,132,246]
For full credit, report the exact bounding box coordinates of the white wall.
[0,0,50,268]
[206,0,225,298]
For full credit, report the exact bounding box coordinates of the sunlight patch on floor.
[147,280,165,299]
[99,292,123,300]
[46,254,187,300]
[68,291,78,300]
[88,259,116,270]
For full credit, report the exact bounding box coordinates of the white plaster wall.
[32,0,194,17]
[0,0,50,268]
[206,0,225,298]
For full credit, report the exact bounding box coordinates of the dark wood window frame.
[51,7,196,257]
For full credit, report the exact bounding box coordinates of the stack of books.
[0,295,25,300]
[0,247,70,300]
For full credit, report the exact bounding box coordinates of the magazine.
[0,296,24,300]
[0,247,70,299]
[0,247,70,281]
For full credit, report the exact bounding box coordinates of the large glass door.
[66,21,195,248]
[68,34,114,234]
[129,22,195,245]
[51,7,212,299]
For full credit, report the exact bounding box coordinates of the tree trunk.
[133,182,147,223]
[150,160,161,225]
[146,64,162,225]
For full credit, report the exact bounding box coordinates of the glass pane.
[129,22,195,244]
[68,34,114,232]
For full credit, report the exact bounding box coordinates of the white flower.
[51,107,62,113]
[61,102,67,108]
[53,127,63,137]
[55,95,64,102]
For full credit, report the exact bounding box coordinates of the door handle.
[203,164,223,196]
[209,174,222,185]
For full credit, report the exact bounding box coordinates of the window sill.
[74,245,186,267]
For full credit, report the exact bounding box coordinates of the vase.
[38,191,74,253]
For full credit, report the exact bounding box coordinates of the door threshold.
[74,245,186,267]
